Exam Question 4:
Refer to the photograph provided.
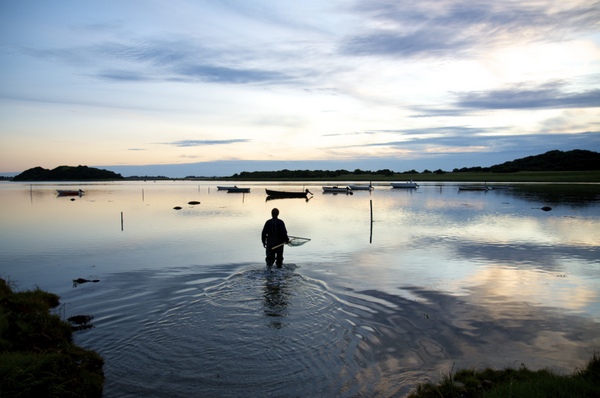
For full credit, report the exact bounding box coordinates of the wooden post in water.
[142,189,145,201]
[369,199,373,244]
[121,212,124,231]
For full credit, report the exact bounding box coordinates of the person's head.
[271,208,279,218]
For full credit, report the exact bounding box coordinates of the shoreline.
[3,170,600,183]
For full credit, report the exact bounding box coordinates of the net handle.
[270,236,310,250]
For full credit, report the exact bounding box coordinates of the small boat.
[265,189,312,198]
[458,185,491,191]
[322,186,353,194]
[217,186,237,191]
[348,184,373,191]
[391,181,419,189]
[226,187,250,193]
[57,189,84,196]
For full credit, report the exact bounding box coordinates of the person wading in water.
[261,208,289,268]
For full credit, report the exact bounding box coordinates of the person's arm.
[280,220,289,243]
[261,221,268,247]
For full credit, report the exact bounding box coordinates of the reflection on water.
[263,268,292,329]
[1,181,599,397]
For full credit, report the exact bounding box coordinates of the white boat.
[322,186,353,194]
[348,184,373,191]
[391,181,419,189]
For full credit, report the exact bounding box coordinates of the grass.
[408,354,600,398]
[0,278,104,398]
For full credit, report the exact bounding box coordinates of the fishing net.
[270,236,311,250]
[287,236,311,247]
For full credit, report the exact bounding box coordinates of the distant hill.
[13,165,124,181]
[488,149,600,172]
[232,149,600,179]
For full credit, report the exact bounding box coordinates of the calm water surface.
[1,181,599,397]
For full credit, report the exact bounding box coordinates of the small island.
[12,165,124,181]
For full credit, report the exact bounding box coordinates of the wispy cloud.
[23,38,295,84]
[454,82,600,110]
[164,139,251,147]
[334,129,600,156]
[174,64,290,84]
[342,1,600,59]
[98,70,150,82]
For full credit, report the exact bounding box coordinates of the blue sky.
[1,1,599,177]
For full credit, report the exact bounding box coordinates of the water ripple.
[62,263,600,398]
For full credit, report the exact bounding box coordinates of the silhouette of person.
[261,208,289,268]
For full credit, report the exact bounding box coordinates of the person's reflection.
[263,271,290,329]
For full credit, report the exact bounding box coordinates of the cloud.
[370,126,484,137]
[337,128,600,156]
[23,38,295,84]
[98,70,150,82]
[410,81,600,115]
[342,1,600,59]
[174,64,290,84]
[164,139,251,147]
[454,82,600,110]
[342,30,470,58]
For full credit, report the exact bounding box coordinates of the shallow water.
[1,181,599,397]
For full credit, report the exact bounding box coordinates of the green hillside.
[488,149,600,172]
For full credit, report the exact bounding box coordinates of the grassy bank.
[0,279,104,398]
[408,354,600,397]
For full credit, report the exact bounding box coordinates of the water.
[1,181,599,397]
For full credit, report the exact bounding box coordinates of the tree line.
[6,149,599,181]
[231,150,600,179]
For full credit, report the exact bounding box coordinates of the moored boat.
[265,189,312,198]
[322,186,353,194]
[391,181,419,189]
[348,184,373,191]
[227,187,250,193]
[458,185,490,191]
[57,189,84,196]
[217,186,237,191]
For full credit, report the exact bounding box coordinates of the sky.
[1,1,599,177]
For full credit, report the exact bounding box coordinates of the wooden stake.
[369,199,373,244]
